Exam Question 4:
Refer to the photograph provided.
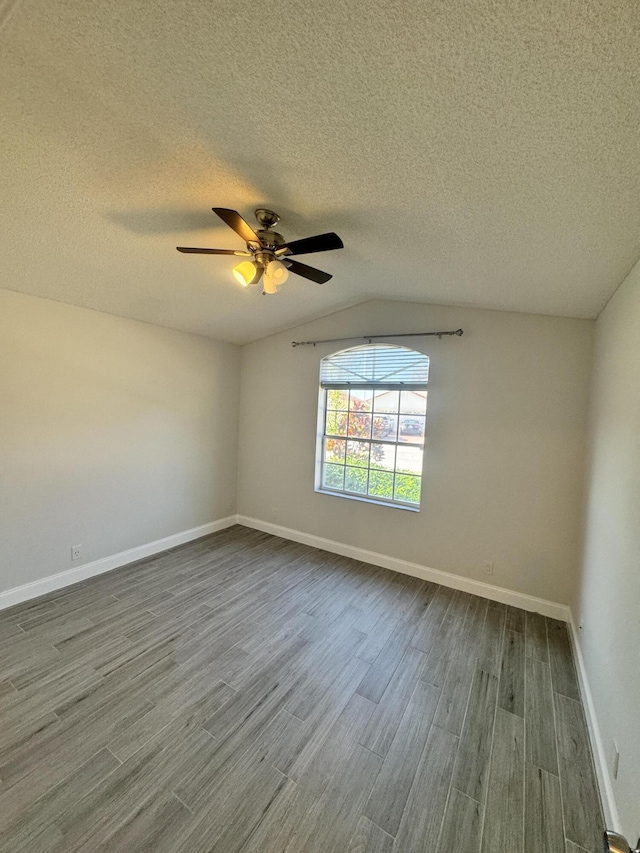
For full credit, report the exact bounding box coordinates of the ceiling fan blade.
[212,208,260,245]
[286,259,332,284]
[176,247,250,255]
[277,232,343,257]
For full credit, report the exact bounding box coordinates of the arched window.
[316,344,429,509]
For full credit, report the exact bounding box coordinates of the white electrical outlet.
[71,545,82,561]
[612,741,620,780]
[483,560,494,576]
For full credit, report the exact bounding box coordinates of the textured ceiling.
[1,0,639,344]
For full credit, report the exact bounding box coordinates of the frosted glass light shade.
[264,259,289,293]
[233,261,258,287]
[263,275,278,294]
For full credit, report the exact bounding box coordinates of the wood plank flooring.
[0,526,604,852]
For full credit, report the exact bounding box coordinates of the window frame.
[314,347,429,511]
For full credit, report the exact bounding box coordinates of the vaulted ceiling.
[1,0,639,343]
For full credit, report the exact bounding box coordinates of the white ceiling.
[1,0,639,344]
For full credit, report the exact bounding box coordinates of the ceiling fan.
[177,208,344,294]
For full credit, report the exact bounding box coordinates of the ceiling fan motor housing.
[254,230,285,252]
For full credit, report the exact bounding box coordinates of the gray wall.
[575,258,640,840]
[0,289,240,594]
[238,300,594,605]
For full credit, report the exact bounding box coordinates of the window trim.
[314,384,427,511]
[315,344,430,510]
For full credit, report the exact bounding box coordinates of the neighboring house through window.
[316,344,429,509]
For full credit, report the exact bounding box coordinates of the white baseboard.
[236,515,570,621]
[0,516,238,612]
[567,612,620,832]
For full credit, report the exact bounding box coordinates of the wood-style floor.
[0,526,603,852]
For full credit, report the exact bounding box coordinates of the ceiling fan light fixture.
[262,274,278,295]
[233,260,258,287]
[264,259,289,290]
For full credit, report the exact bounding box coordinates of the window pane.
[323,463,345,490]
[368,470,394,499]
[345,466,368,494]
[348,411,371,439]
[394,473,421,504]
[327,389,349,411]
[399,414,425,439]
[324,438,346,464]
[370,442,396,471]
[373,390,399,413]
[349,389,372,412]
[396,444,423,475]
[346,440,370,468]
[325,410,348,436]
[399,390,428,415]
[372,413,398,441]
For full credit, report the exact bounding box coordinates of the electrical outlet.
[483,560,494,576]
[71,545,82,561]
[612,741,620,780]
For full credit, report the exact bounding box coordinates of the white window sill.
[315,487,420,512]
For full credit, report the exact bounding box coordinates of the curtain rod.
[291,328,463,347]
